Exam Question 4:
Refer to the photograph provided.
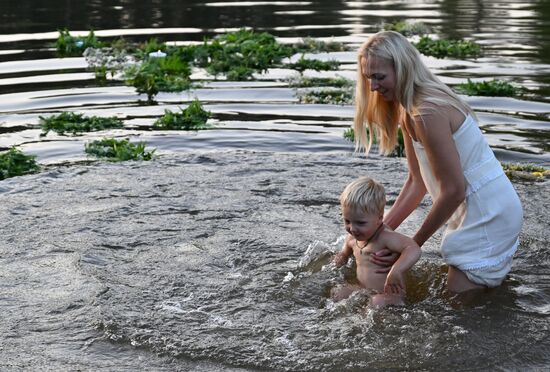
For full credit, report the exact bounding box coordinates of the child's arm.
[381,231,421,294]
[333,235,353,267]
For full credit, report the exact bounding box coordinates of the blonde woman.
[355,31,523,293]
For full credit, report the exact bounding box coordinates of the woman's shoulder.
[413,101,466,128]
[415,100,455,118]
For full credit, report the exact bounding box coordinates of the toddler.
[333,176,421,307]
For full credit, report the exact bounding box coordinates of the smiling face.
[342,205,383,243]
[360,55,397,102]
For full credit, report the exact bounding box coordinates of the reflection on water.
[4,1,549,60]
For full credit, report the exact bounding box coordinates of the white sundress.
[412,114,523,279]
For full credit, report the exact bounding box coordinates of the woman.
[355,31,523,293]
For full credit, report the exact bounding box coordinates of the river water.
[0,1,549,371]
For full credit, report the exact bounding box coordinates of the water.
[0,1,549,370]
[1,152,549,370]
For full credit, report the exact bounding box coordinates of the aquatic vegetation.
[106,29,302,100]
[414,36,481,58]
[226,65,256,81]
[298,89,353,105]
[343,128,355,142]
[198,28,294,80]
[288,55,340,74]
[455,79,521,97]
[293,76,354,105]
[154,100,211,130]
[0,148,40,180]
[343,127,405,157]
[39,112,124,136]
[55,29,103,57]
[502,162,549,181]
[287,76,353,88]
[135,38,168,59]
[79,29,342,101]
[85,138,155,161]
[124,55,192,103]
[383,21,431,36]
[292,37,349,52]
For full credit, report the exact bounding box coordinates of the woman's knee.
[447,266,485,293]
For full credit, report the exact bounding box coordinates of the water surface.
[0,1,549,370]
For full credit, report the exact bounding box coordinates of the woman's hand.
[369,249,399,273]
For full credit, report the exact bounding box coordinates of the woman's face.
[361,55,396,101]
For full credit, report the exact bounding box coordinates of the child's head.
[339,176,386,217]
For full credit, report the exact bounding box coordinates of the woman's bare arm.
[382,231,422,293]
[371,124,426,271]
[411,108,465,247]
[383,124,427,231]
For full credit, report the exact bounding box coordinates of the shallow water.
[1,0,550,370]
[1,151,549,370]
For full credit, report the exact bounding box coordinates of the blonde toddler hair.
[340,176,386,216]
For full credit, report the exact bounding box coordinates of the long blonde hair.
[354,31,474,155]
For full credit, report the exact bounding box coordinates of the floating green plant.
[225,65,256,81]
[199,28,294,80]
[124,55,192,103]
[55,29,103,57]
[455,79,521,97]
[154,100,211,130]
[383,21,431,36]
[414,36,481,58]
[287,76,353,88]
[39,112,124,136]
[85,138,155,161]
[79,29,346,100]
[0,148,40,180]
[343,127,405,157]
[502,162,549,181]
[135,38,168,58]
[288,55,340,74]
[343,128,355,141]
[292,37,349,53]
[298,89,353,105]
[120,29,296,99]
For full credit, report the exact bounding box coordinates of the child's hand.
[333,252,348,267]
[384,268,405,295]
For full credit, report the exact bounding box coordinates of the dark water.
[0,1,549,371]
